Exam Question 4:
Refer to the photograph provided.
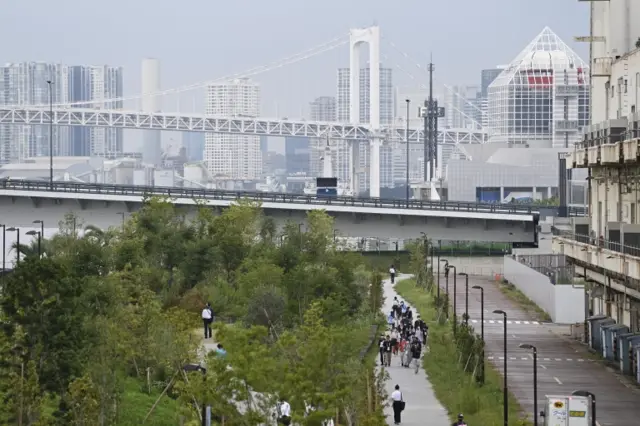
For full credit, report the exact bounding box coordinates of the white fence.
[503,256,585,324]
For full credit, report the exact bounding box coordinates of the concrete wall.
[437,256,503,277]
[0,195,536,243]
[503,256,585,324]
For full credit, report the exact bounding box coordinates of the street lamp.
[33,220,44,238]
[450,264,457,334]
[26,230,42,257]
[6,227,20,266]
[571,390,596,426]
[117,212,125,228]
[493,309,508,426]
[46,80,54,189]
[458,272,469,325]
[1,224,5,276]
[441,259,449,318]
[519,343,538,426]
[435,241,441,298]
[405,99,410,204]
[472,285,485,384]
[333,229,338,243]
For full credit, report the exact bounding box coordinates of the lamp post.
[493,309,509,426]
[6,227,20,266]
[33,220,44,238]
[519,343,538,426]
[436,247,441,299]
[472,285,485,384]
[571,390,596,426]
[1,224,5,277]
[442,259,449,318]
[333,229,338,244]
[26,231,42,258]
[405,99,410,204]
[117,212,125,229]
[459,272,469,325]
[450,264,457,334]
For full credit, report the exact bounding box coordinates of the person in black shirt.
[410,337,422,373]
[382,336,393,366]
[452,413,467,425]
[378,335,385,365]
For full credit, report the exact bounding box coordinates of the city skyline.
[0,0,588,118]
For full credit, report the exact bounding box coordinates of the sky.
[1,0,589,119]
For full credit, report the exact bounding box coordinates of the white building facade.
[487,27,590,148]
[309,96,337,177]
[553,0,640,332]
[204,78,261,179]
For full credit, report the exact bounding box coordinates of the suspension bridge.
[0,26,488,198]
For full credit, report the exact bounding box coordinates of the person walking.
[410,336,422,374]
[201,302,213,339]
[278,399,291,425]
[389,264,396,284]
[391,384,404,425]
[452,413,467,425]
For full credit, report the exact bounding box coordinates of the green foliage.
[0,199,388,425]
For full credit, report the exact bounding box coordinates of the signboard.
[544,396,591,426]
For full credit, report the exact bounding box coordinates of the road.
[383,274,450,425]
[440,272,640,426]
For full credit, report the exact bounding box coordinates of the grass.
[117,377,183,426]
[395,279,532,426]
[498,279,553,322]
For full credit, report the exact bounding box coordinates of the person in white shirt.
[391,384,404,424]
[201,302,213,339]
[278,400,291,425]
[389,264,396,284]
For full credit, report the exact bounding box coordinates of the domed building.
[487,27,589,147]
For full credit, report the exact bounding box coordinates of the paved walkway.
[440,272,640,426]
[382,274,449,426]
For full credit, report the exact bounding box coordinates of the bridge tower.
[349,26,381,198]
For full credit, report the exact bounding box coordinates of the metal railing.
[0,179,546,216]
[552,227,640,258]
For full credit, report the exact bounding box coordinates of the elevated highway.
[0,180,540,243]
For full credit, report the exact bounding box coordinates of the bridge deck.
[0,180,540,220]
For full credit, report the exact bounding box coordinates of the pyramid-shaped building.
[487,27,590,147]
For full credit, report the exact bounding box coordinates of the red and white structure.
[486,27,590,148]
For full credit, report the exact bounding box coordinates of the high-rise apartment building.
[309,96,336,176]
[0,62,69,164]
[444,85,481,129]
[183,132,205,162]
[479,68,503,128]
[204,78,261,179]
[69,65,123,157]
[335,67,393,193]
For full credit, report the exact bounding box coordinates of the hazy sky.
[1,0,589,118]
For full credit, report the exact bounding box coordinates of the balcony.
[592,57,612,77]
[552,229,640,283]
[622,138,640,163]
[600,143,620,164]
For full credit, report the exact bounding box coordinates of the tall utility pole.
[428,59,434,181]
[405,99,411,203]
[423,99,430,182]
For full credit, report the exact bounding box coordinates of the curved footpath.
[382,274,449,425]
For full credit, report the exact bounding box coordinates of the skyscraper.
[0,62,69,164]
[87,66,123,156]
[309,96,336,176]
[336,66,393,193]
[204,78,261,179]
[141,59,162,165]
